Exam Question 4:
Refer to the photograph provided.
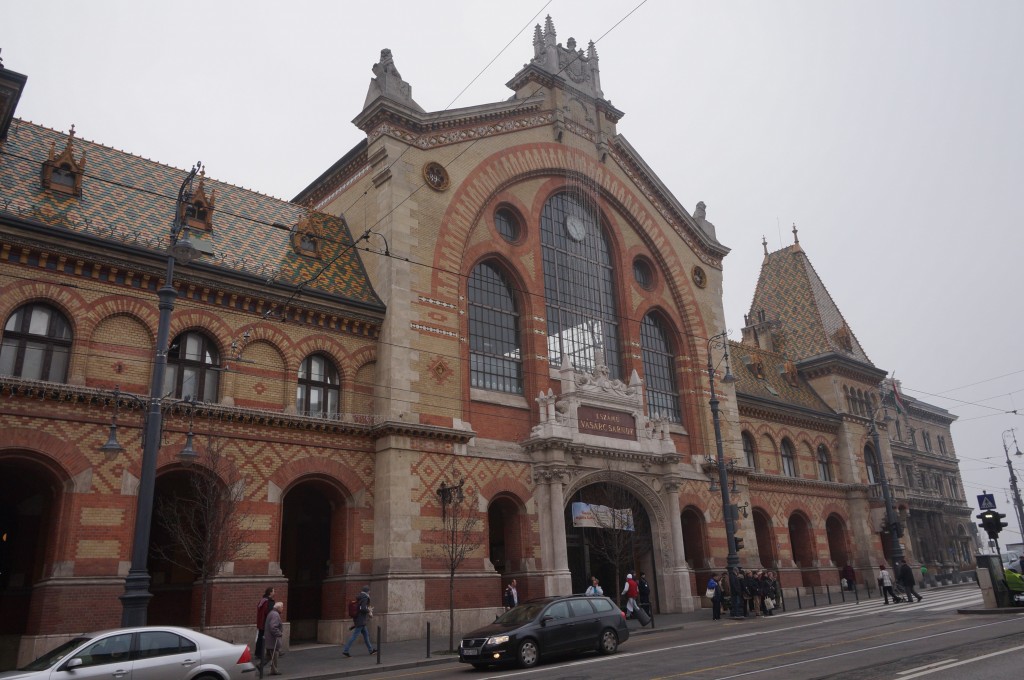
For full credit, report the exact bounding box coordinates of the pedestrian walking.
[255,587,275,676]
[503,579,518,610]
[343,585,376,657]
[621,573,639,617]
[898,560,923,603]
[878,563,896,604]
[841,564,856,591]
[262,601,284,677]
[638,572,652,616]
[760,570,778,615]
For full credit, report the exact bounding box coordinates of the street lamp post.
[868,406,904,566]
[706,331,742,618]
[1001,430,1024,543]
[119,163,202,626]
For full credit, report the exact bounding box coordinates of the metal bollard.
[376,626,381,664]
[811,586,817,607]
[796,588,802,609]
[426,621,431,658]
[854,583,859,603]
[827,584,832,604]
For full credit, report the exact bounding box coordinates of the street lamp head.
[170,226,199,265]
[177,429,198,465]
[721,368,737,384]
[99,423,124,461]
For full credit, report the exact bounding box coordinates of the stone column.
[546,468,572,595]
[662,479,694,612]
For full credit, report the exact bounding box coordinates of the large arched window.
[165,331,219,401]
[817,444,833,482]
[781,439,797,477]
[541,193,620,377]
[640,313,680,422]
[297,353,340,417]
[0,303,72,382]
[468,262,522,394]
[741,431,757,468]
[864,445,879,485]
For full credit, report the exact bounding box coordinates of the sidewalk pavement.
[277,583,981,680]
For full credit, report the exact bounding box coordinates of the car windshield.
[19,636,91,672]
[495,602,546,625]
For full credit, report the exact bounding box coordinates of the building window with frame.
[923,431,932,452]
[165,330,219,401]
[639,312,680,422]
[494,208,521,243]
[468,261,522,394]
[817,444,833,482]
[296,353,341,417]
[0,303,73,382]
[865,445,880,485]
[781,438,797,477]
[741,431,757,468]
[541,192,620,377]
[937,435,947,455]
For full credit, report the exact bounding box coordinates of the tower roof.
[746,236,872,365]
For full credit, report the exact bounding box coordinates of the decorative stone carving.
[364,48,425,113]
[530,16,603,100]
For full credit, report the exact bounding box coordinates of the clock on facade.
[565,214,586,241]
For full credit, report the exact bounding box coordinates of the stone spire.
[363,48,424,113]
[527,15,605,100]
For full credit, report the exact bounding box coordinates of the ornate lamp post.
[706,331,742,617]
[1001,429,1024,543]
[119,163,202,626]
[868,404,904,566]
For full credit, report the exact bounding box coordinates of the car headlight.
[486,635,510,646]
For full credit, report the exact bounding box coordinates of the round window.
[494,208,520,243]
[633,257,655,290]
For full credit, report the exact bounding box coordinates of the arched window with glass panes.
[0,302,72,382]
[817,444,833,481]
[540,192,620,377]
[165,330,219,401]
[468,261,522,394]
[639,312,680,422]
[741,431,757,468]
[864,445,879,484]
[781,438,797,477]
[297,353,340,417]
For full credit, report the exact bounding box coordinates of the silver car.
[0,626,257,680]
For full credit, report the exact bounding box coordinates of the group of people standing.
[706,568,779,620]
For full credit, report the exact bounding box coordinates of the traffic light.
[977,510,1008,539]
[734,536,744,551]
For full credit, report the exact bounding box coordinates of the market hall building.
[0,19,976,667]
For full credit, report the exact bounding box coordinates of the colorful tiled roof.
[0,120,383,310]
[729,341,835,412]
[746,244,871,365]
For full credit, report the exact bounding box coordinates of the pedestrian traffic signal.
[734,536,744,551]
[977,510,1008,539]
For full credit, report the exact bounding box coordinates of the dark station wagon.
[458,594,629,669]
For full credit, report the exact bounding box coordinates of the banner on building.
[571,502,634,531]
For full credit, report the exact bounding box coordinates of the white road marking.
[894,643,1024,679]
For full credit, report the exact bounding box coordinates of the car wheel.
[517,639,539,668]
[598,628,618,655]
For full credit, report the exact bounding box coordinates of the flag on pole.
[888,378,907,414]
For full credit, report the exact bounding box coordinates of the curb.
[288,655,453,680]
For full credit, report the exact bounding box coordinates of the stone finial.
[762,235,769,256]
[792,222,799,244]
[694,201,706,221]
[363,48,424,113]
[544,15,556,44]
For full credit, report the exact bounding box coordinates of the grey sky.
[3,0,1022,543]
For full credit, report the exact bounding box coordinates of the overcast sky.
[4,0,1023,545]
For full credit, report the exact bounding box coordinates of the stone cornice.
[737,394,841,432]
[746,470,857,495]
[797,353,887,383]
[353,93,548,140]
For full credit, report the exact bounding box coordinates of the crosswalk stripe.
[769,590,981,618]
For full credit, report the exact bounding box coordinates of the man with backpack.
[343,585,376,657]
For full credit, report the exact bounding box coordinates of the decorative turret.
[524,15,605,101]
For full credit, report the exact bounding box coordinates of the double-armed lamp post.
[867,404,904,566]
[118,163,203,626]
[1001,429,1024,542]
[706,330,743,618]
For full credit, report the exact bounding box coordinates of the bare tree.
[578,483,652,608]
[154,438,250,630]
[436,477,481,652]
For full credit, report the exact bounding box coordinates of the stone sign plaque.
[577,406,636,441]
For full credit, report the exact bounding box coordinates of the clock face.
[565,214,586,241]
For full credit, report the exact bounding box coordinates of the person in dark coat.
[262,601,284,676]
[841,564,856,591]
[637,572,652,616]
[898,560,923,602]
[343,585,376,657]
[255,587,275,676]
[727,566,743,619]
[708,573,724,620]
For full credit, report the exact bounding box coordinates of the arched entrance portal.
[280,477,347,642]
[680,506,707,593]
[565,482,654,608]
[753,508,777,569]
[0,454,65,669]
[149,469,201,626]
[788,512,815,586]
[488,495,525,576]
[826,514,851,573]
